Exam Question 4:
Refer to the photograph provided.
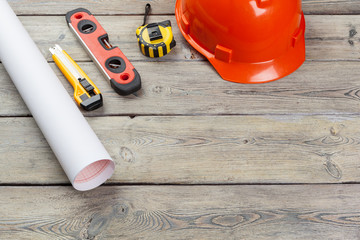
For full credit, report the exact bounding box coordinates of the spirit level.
[66,8,141,96]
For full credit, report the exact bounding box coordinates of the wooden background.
[1,0,360,239]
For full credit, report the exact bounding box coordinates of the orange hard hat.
[175,0,306,84]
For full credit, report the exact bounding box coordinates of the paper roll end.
[73,159,114,191]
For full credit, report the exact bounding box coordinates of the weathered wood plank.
[1,185,360,239]
[16,15,360,62]
[1,115,360,184]
[2,61,360,116]
[7,0,360,15]
[303,0,360,15]
[8,0,178,15]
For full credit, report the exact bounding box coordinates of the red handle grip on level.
[66,8,141,96]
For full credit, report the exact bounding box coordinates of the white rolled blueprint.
[0,0,114,191]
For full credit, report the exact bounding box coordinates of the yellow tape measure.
[136,4,176,58]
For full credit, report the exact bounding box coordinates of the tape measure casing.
[136,20,176,58]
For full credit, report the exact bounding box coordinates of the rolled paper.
[0,0,115,191]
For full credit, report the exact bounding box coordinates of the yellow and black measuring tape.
[136,4,176,58]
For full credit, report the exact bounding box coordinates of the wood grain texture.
[1,115,360,184]
[2,1,360,240]
[7,0,360,15]
[1,185,360,240]
[8,0,178,15]
[303,0,360,15]
[2,60,360,116]
[15,15,360,62]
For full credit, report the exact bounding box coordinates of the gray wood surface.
[2,61,360,116]
[1,115,360,184]
[1,185,360,240]
[7,0,360,15]
[14,15,360,62]
[1,0,360,239]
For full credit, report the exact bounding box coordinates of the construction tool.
[66,8,141,96]
[136,3,176,58]
[49,44,103,111]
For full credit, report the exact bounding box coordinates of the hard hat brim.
[208,38,306,84]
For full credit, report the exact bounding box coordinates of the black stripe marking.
[144,45,150,57]
[162,44,167,55]
[170,38,176,49]
[153,47,159,58]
